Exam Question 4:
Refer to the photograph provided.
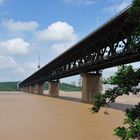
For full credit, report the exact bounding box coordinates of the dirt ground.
[0,91,139,140]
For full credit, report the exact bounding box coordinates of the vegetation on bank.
[92,65,140,139]
[44,82,81,91]
[0,82,18,91]
[60,83,81,91]
[92,0,140,139]
[0,82,81,92]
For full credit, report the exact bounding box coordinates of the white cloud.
[0,56,16,70]
[51,42,75,55]
[0,38,30,55]
[0,75,12,81]
[60,0,96,5]
[37,21,77,43]
[24,62,37,74]
[103,0,131,13]
[0,56,35,81]
[18,61,40,81]
[103,67,117,79]
[2,19,39,32]
[0,0,5,5]
[130,62,140,69]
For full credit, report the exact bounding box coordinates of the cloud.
[23,62,37,74]
[36,21,77,43]
[130,62,140,69]
[60,0,96,5]
[0,38,30,55]
[103,0,131,13]
[0,0,5,5]
[0,56,23,75]
[0,55,39,81]
[2,19,39,32]
[103,67,117,79]
[51,42,75,55]
[0,56,17,70]
[0,56,36,81]
[17,61,41,81]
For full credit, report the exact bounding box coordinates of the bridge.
[19,6,140,102]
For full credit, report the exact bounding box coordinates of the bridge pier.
[24,87,27,92]
[22,87,25,92]
[28,85,31,93]
[81,73,102,102]
[48,80,59,97]
[20,87,23,92]
[29,85,34,94]
[21,87,24,92]
[27,86,30,93]
[35,83,44,95]
[30,85,35,94]
[25,86,28,92]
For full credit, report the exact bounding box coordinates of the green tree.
[115,103,140,140]
[92,65,140,140]
[92,65,140,113]
[92,0,140,139]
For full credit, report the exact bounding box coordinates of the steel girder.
[19,7,140,87]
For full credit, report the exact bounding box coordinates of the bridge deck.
[0,91,126,140]
[19,6,140,86]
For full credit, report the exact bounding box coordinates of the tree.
[114,103,140,140]
[92,65,140,140]
[92,65,140,113]
[91,0,140,139]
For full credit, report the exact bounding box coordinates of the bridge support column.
[81,73,102,102]
[35,83,44,95]
[20,87,23,92]
[29,85,33,93]
[20,87,25,92]
[21,87,24,92]
[25,86,28,92]
[48,80,59,97]
[30,85,35,94]
[27,86,30,93]
[23,87,26,92]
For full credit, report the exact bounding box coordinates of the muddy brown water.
[0,91,125,140]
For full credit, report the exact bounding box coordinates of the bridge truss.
[19,7,140,87]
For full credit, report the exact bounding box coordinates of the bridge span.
[19,6,140,102]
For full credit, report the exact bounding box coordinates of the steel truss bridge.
[19,6,140,87]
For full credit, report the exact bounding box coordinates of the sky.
[0,0,139,84]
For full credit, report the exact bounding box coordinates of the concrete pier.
[27,86,31,93]
[48,80,59,97]
[30,85,35,94]
[35,83,44,95]
[20,87,23,92]
[23,87,26,92]
[25,86,28,93]
[81,73,102,102]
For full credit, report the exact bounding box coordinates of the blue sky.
[0,0,139,84]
